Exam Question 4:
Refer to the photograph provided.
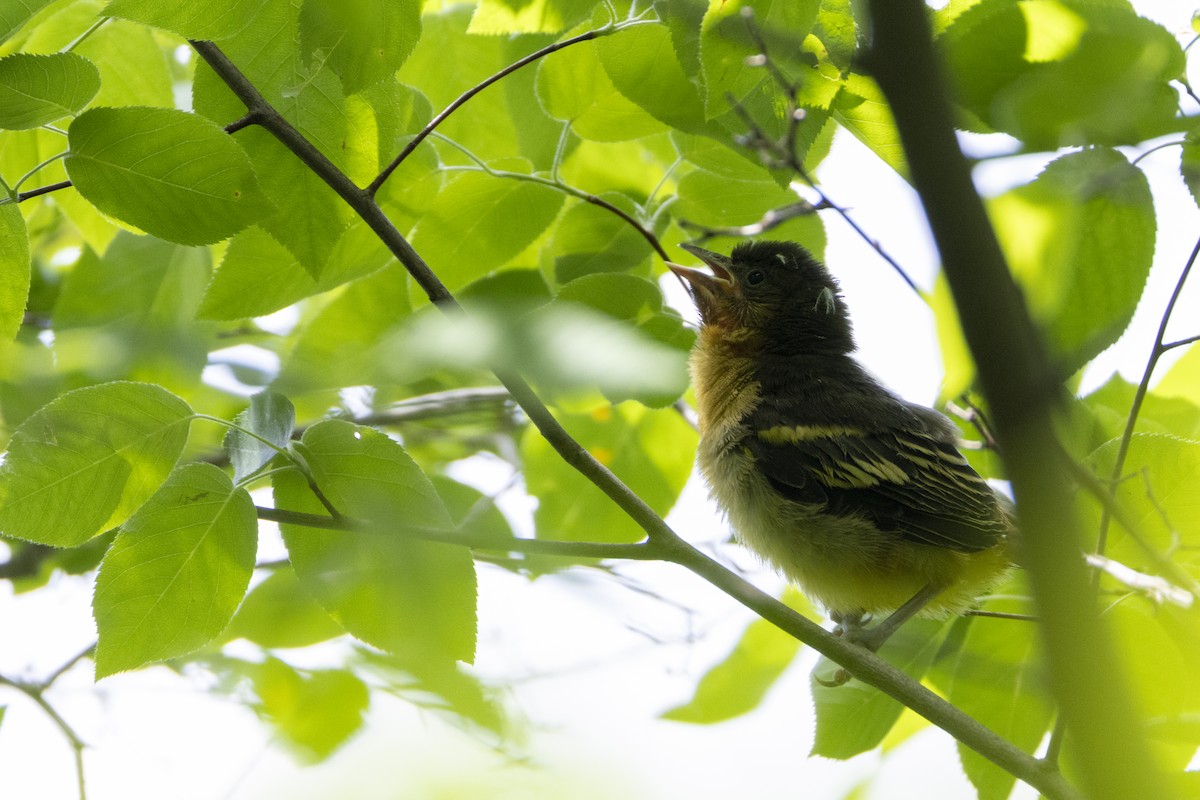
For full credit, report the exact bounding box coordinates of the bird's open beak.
[667,244,735,324]
[668,243,733,289]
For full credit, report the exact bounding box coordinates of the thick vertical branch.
[864,4,1171,799]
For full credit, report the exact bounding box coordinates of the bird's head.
[668,240,854,354]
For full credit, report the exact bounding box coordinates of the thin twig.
[1097,234,1200,554]
[366,21,653,197]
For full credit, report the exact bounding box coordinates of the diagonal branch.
[190,38,1079,799]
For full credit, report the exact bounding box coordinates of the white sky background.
[2,2,1199,799]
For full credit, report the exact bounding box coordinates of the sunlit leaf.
[65,107,268,246]
[224,569,345,649]
[252,658,369,761]
[988,148,1154,375]
[93,463,257,678]
[597,22,709,134]
[0,204,29,342]
[105,0,269,39]
[0,382,192,546]
[522,401,696,543]
[0,53,100,130]
[298,0,421,93]
[811,618,953,758]
[273,420,477,663]
[0,0,56,45]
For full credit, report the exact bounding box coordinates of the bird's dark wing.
[745,421,1008,552]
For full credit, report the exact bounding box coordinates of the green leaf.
[225,390,295,482]
[223,568,345,649]
[939,0,1184,148]
[1182,132,1200,210]
[1085,434,1200,574]
[0,204,29,342]
[597,23,709,134]
[831,73,907,176]
[191,0,355,272]
[0,53,100,130]
[534,31,666,142]
[198,221,393,320]
[550,196,653,283]
[931,592,1052,800]
[273,420,477,662]
[252,658,369,761]
[105,0,269,39]
[74,19,173,108]
[0,382,193,547]
[298,0,421,93]
[811,617,953,758]
[93,463,257,678]
[468,0,592,34]
[53,233,214,389]
[662,588,811,723]
[698,0,819,116]
[675,168,803,227]
[65,107,268,246]
[274,265,411,395]
[988,148,1154,375]
[522,402,696,543]
[408,171,564,292]
[0,0,55,45]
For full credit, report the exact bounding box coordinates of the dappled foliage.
[1,1,1199,798]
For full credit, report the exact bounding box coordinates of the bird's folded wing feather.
[746,422,1008,552]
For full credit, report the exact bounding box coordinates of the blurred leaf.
[597,22,709,134]
[198,221,394,320]
[1108,598,1200,770]
[225,390,295,483]
[663,587,811,723]
[0,0,55,45]
[535,29,666,141]
[224,568,345,649]
[988,148,1154,376]
[275,265,411,395]
[0,382,192,547]
[0,53,99,130]
[65,107,268,246]
[930,591,1051,800]
[1079,374,1200,452]
[1084,434,1200,577]
[522,401,696,543]
[939,0,1184,148]
[468,0,592,34]
[1182,132,1200,210]
[360,648,508,737]
[432,475,514,542]
[252,658,369,761]
[0,204,29,342]
[811,617,953,758]
[409,170,564,292]
[53,234,213,388]
[273,420,477,663]
[93,463,257,678]
[1156,344,1200,405]
[104,0,268,39]
[298,0,421,93]
[73,19,173,108]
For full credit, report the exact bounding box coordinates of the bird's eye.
[746,270,765,286]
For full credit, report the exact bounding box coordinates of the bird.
[668,239,1014,659]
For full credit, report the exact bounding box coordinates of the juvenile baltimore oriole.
[669,240,1014,652]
